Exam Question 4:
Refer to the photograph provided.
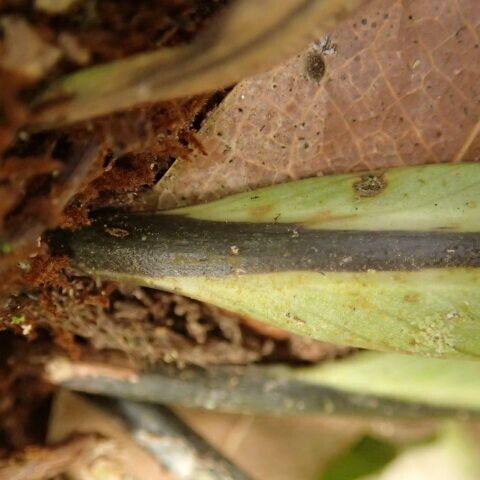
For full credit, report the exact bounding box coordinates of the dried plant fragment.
[0,17,62,80]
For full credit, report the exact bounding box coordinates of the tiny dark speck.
[304,51,326,82]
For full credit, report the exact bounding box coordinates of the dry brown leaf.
[156,0,480,208]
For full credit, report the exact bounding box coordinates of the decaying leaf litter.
[0,0,479,472]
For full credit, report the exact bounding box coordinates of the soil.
[0,0,350,455]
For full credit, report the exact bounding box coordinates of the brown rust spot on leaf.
[249,202,273,218]
[403,292,420,304]
[305,210,357,226]
[353,172,387,198]
[285,311,306,326]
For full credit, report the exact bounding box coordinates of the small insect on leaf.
[304,51,326,82]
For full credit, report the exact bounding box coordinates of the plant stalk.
[45,352,480,418]
[51,164,480,359]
